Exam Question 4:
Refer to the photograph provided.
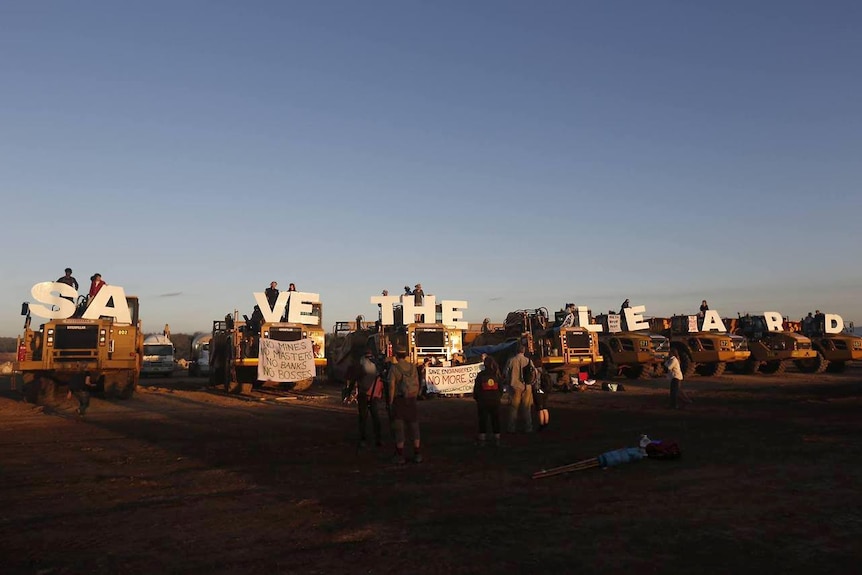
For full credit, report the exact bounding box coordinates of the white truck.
[141,333,175,377]
[189,333,212,377]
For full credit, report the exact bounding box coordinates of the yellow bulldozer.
[14,296,143,403]
[209,303,326,393]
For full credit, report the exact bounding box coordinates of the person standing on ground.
[665,348,691,409]
[67,363,95,416]
[533,359,552,431]
[505,345,534,433]
[347,350,385,448]
[56,268,78,302]
[473,355,503,447]
[387,346,422,463]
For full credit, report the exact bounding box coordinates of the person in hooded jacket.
[473,355,504,447]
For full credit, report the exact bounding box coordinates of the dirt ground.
[1,366,861,575]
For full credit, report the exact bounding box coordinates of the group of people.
[376,284,426,324]
[249,281,298,327]
[344,346,423,464]
[343,343,555,463]
[56,268,106,310]
[801,310,823,334]
[264,281,297,308]
[473,345,553,446]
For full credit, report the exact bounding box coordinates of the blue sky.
[2,0,861,336]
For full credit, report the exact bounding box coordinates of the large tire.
[623,364,645,380]
[826,361,847,374]
[291,377,314,392]
[697,362,726,377]
[228,366,256,394]
[738,357,759,375]
[675,346,696,378]
[795,351,829,374]
[22,373,40,404]
[597,344,615,379]
[761,360,787,375]
[116,380,136,400]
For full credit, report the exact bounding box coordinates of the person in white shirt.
[664,349,691,408]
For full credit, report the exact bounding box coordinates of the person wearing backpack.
[505,345,534,433]
[346,350,385,448]
[473,355,504,447]
[387,346,422,464]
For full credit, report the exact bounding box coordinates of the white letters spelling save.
[29,282,132,324]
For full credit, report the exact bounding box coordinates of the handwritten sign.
[258,338,315,382]
[688,316,699,333]
[426,363,483,396]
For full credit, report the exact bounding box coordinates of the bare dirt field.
[1,367,861,574]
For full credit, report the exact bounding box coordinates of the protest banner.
[426,363,483,396]
[258,338,315,382]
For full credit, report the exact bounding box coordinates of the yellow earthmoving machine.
[14,297,143,403]
[785,315,862,374]
[593,312,668,379]
[725,314,816,375]
[649,316,749,377]
[468,308,602,390]
[209,303,327,393]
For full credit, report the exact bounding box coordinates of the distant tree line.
[0,337,16,353]
[168,333,194,361]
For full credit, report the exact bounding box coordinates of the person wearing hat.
[412,284,425,322]
[347,349,385,448]
[56,268,78,302]
[88,273,106,302]
[619,298,631,315]
[387,345,422,463]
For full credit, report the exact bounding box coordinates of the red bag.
[366,376,384,400]
[645,440,681,460]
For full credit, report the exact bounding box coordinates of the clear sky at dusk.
[2,0,860,336]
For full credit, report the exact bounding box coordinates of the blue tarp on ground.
[464,340,519,359]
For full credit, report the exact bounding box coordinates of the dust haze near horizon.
[2,1,861,337]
